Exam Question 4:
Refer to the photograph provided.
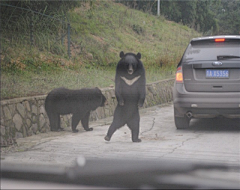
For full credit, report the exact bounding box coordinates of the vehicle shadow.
[187,117,240,132]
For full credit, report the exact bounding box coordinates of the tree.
[209,0,240,35]
[1,0,80,34]
[161,0,182,21]
[116,0,239,35]
[178,0,197,28]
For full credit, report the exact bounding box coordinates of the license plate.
[206,69,229,78]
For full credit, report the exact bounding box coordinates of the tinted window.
[183,42,240,62]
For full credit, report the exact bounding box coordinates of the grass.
[1,65,174,99]
[1,1,201,100]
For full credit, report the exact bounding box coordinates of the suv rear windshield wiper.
[217,55,240,60]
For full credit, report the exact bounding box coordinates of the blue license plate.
[206,69,229,78]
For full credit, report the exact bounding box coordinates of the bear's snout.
[128,64,134,75]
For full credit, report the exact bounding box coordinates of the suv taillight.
[176,66,183,83]
[215,38,225,42]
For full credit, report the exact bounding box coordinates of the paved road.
[1,104,240,167]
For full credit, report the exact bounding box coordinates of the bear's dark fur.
[105,51,146,142]
[45,87,106,132]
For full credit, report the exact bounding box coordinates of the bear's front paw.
[58,127,64,132]
[51,129,58,132]
[138,102,144,107]
[72,129,79,133]
[85,127,93,131]
[104,136,111,141]
[133,138,141,143]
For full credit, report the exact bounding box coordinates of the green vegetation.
[120,0,240,35]
[209,0,240,35]
[1,1,200,100]
[121,1,214,33]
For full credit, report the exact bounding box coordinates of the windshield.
[1,0,240,189]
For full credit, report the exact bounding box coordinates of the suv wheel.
[174,108,190,129]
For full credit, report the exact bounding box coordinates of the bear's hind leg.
[127,112,141,142]
[49,113,59,131]
[81,112,93,131]
[130,127,141,142]
[104,117,125,141]
[57,114,64,131]
[105,105,126,141]
[104,123,118,141]
[72,113,81,133]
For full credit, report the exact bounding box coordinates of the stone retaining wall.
[0,78,174,146]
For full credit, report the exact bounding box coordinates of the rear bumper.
[173,83,240,118]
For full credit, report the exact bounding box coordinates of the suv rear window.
[182,40,240,62]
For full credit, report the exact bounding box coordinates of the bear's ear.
[136,52,141,59]
[120,51,124,58]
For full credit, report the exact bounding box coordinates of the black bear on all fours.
[45,87,107,133]
[105,51,146,142]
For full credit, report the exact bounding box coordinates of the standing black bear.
[104,51,146,142]
[45,87,106,132]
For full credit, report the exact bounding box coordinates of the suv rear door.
[181,37,240,92]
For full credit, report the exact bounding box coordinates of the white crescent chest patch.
[120,75,141,86]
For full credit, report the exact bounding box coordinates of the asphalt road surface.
[1,104,240,167]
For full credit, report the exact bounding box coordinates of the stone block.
[23,101,31,112]
[22,125,27,137]
[32,115,37,123]
[3,106,12,120]
[1,125,6,136]
[96,107,105,119]
[17,103,25,117]
[26,118,31,128]
[32,124,38,134]
[40,105,45,114]
[8,104,16,115]
[28,128,33,136]
[13,114,23,131]
[39,114,45,129]
[32,105,38,114]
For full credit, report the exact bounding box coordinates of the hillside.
[68,1,199,66]
[1,1,200,99]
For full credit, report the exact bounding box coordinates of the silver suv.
[173,35,240,129]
